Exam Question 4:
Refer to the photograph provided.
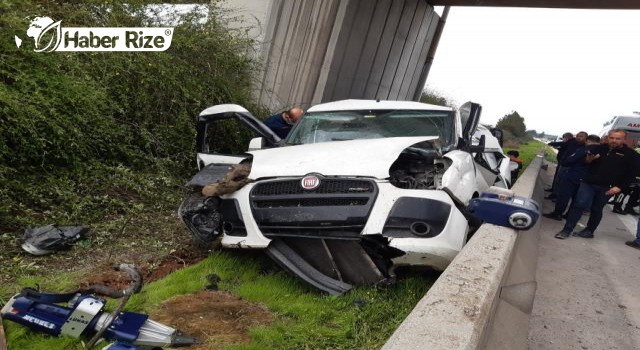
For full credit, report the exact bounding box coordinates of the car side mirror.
[248,137,264,151]
[490,128,504,147]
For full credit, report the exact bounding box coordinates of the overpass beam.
[255,0,443,110]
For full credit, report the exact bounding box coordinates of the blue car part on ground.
[0,264,198,349]
[468,190,540,230]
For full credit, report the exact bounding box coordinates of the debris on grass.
[79,246,210,292]
[21,225,88,256]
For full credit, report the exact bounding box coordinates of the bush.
[0,1,262,230]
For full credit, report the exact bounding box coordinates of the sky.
[426,7,640,137]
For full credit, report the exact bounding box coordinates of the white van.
[599,113,640,147]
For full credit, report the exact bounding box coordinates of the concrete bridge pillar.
[253,0,444,111]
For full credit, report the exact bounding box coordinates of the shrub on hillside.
[0,1,261,229]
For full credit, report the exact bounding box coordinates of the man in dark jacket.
[264,107,303,139]
[555,129,639,239]
[546,132,586,199]
[543,134,600,220]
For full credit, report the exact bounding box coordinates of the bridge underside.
[428,1,640,9]
[252,0,638,111]
[256,0,444,111]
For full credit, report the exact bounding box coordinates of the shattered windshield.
[286,109,455,149]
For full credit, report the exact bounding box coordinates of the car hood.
[248,136,440,179]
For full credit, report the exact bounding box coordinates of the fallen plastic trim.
[265,239,352,295]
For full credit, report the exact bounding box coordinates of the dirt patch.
[79,246,209,291]
[151,290,275,350]
[140,246,209,283]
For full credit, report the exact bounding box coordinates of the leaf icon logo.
[34,20,62,52]
[25,17,62,52]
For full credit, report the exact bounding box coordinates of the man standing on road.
[555,129,639,239]
[546,132,584,199]
[264,107,304,139]
[543,134,600,220]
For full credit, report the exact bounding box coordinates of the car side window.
[205,118,259,155]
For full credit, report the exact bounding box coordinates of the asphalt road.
[528,169,640,350]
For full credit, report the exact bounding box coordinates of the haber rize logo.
[14,16,173,52]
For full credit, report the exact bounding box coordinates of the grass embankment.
[505,139,555,171]
[5,250,435,350]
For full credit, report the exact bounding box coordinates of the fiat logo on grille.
[301,175,320,190]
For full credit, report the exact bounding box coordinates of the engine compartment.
[389,146,450,190]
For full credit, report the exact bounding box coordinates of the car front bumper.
[219,179,468,271]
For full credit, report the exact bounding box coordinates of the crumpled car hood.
[248,136,440,179]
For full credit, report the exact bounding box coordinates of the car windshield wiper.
[331,138,352,141]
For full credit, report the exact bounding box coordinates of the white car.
[180,100,513,294]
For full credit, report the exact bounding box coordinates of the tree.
[496,111,527,138]
[419,89,457,108]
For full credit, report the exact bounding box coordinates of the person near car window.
[506,150,523,185]
[264,107,304,139]
[554,129,639,239]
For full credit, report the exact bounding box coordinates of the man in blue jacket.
[264,107,304,139]
[546,132,586,199]
[543,134,600,220]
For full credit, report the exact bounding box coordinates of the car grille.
[254,198,369,208]
[249,178,378,238]
[251,179,374,196]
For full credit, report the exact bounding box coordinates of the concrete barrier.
[383,153,545,350]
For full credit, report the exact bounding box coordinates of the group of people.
[543,129,640,251]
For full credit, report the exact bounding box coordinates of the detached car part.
[468,188,540,230]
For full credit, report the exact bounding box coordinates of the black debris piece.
[205,273,221,291]
[21,225,88,255]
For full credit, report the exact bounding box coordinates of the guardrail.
[383,153,545,350]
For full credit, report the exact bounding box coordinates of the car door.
[195,104,281,169]
[459,101,482,147]
[458,102,510,189]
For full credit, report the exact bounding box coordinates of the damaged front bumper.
[181,177,469,295]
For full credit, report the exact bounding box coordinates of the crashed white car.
[180,100,513,294]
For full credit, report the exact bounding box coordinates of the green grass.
[4,251,435,350]
[505,140,554,170]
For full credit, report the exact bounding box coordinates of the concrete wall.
[383,154,544,350]
[252,0,442,111]
[218,0,274,43]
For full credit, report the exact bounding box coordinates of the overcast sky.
[426,7,640,137]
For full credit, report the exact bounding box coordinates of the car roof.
[307,99,453,112]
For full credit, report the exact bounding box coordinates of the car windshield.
[286,109,455,149]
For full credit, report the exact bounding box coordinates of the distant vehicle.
[179,99,515,295]
[599,112,640,147]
